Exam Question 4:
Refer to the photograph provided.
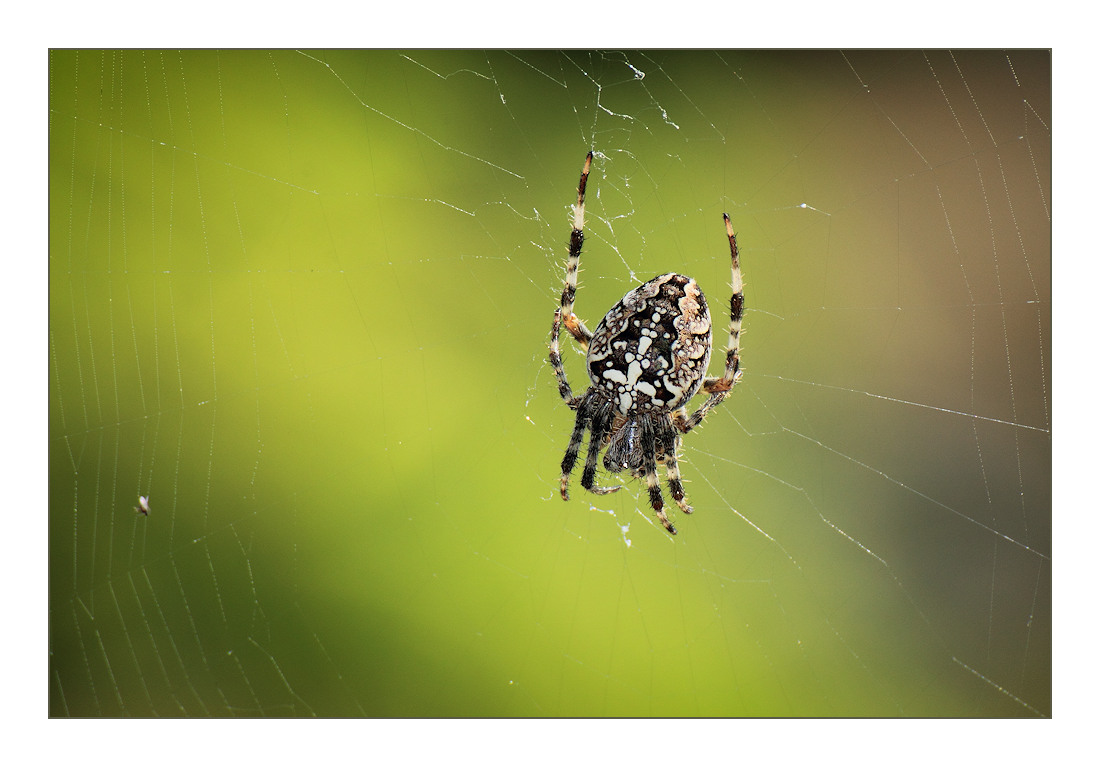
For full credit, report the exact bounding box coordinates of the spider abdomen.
[586,273,712,415]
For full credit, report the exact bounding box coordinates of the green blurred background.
[48,50,1050,717]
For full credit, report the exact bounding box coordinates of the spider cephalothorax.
[549,152,744,534]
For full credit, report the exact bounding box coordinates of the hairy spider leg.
[550,151,595,407]
[659,423,694,516]
[549,308,577,406]
[637,415,677,534]
[558,397,589,499]
[674,213,744,434]
[560,393,622,500]
[560,152,595,348]
[580,396,623,496]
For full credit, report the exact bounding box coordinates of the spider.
[549,152,744,535]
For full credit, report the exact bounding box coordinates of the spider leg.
[550,308,579,407]
[560,152,595,348]
[580,398,623,496]
[675,213,744,434]
[559,403,589,500]
[639,417,676,534]
[660,430,693,516]
[549,152,597,405]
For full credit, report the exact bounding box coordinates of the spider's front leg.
[580,398,623,497]
[659,427,693,517]
[559,402,588,500]
[560,393,622,501]
[638,417,677,534]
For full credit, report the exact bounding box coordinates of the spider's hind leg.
[550,308,581,407]
[676,214,744,434]
[549,153,597,404]
[559,151,596,350]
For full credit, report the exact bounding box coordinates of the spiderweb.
[48,49,1050,718]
